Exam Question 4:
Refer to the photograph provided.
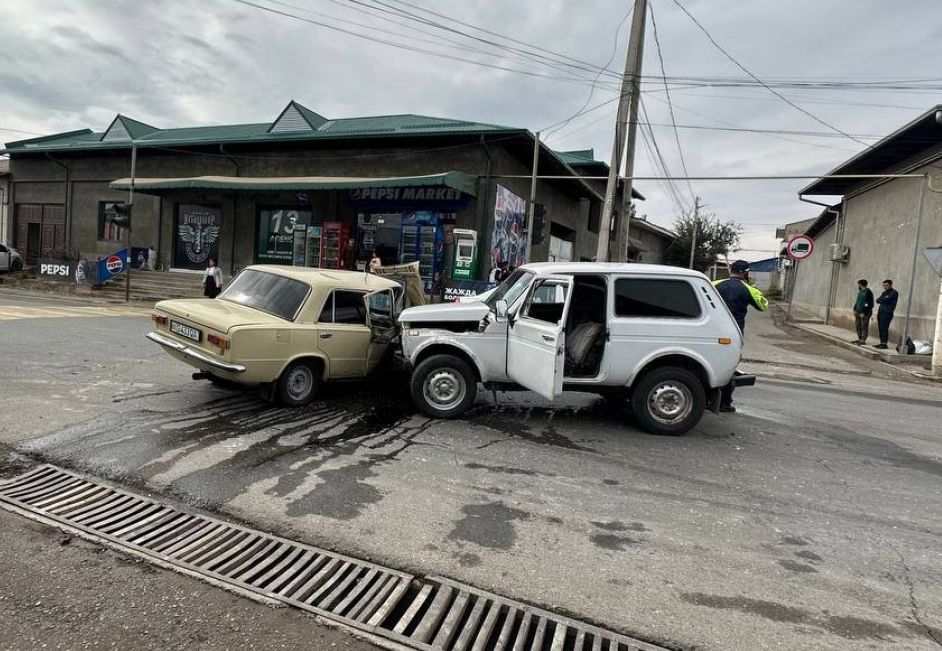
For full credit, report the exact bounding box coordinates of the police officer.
[712,260,769,412]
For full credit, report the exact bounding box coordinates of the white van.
[397,262,754,435]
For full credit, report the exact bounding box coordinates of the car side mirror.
[495,299,509,321]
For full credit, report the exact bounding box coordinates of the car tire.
[10,259,23,272]
[630,367,705,436]
[277,360,321,407]
[411,354,477,418]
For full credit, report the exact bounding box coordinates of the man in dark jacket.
[874,279,899,349]
[713,260,768,412]
[852,279,875,345]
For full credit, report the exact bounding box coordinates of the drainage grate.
[0,465,413,633]
[0,466,670,651]
[377,576,666,651]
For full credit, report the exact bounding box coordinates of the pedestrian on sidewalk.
[202,258,223,298]
[712,260,769,413]
[852,279,874,345]
[874,279,898,349]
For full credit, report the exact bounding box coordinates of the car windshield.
[218,269,311,321]
[484,268,534,310]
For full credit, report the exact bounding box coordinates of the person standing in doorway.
[712,260,769,412]
[340,238,357,271]
[852,279,874,345]
[874,279,899,349]
[202,258,223,298]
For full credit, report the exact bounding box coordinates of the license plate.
[170,320,201,342]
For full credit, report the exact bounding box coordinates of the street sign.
[786,234,815,261]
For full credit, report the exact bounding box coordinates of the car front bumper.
[146,331,246,374]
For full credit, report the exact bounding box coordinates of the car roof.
[246,265,402,292]
[520,262,709,280]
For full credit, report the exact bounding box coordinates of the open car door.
[365,289,398,345]
[505,275,574,400]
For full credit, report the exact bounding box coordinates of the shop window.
[256,207,313,265]
[548,235,573,262]
[614,278,701,319]
[99,202,127,242]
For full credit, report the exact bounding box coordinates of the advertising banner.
[256,208,313,264]
[38,259,76,282]
[95,249,128,286]
[174,205,221,270]
[441,279,497,302]
[490,185,527,271]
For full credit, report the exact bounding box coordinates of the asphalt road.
[1,288,941,651]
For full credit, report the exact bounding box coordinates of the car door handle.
[320,333,333,339]
[542,334,555,342]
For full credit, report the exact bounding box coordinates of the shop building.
[2,101,643,288]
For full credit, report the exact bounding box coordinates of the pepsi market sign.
[346,186,469,210]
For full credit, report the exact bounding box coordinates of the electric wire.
[667,0,870,147]
[541,5,633,142]
[648,0,694,204]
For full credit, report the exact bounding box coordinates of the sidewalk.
[779,304,941,382]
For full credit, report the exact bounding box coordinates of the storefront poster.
[491,185,527,270]
[256,208,313,264]
[174,205,221,270]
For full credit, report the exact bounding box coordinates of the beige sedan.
[147,266,402,406]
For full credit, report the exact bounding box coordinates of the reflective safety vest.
[712,277,769,329]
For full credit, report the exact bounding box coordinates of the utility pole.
[525,131,540,263]
[596,0,648,262]
[125,144,136,302]
[688,196,700,269]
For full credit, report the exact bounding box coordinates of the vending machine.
[450,229,478,280]
[305,225,323,267]
[400,215,443,291]
[321,222,350,269]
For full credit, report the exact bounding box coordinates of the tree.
[663,213,742,274]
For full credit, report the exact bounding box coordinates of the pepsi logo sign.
[106,255,124,273]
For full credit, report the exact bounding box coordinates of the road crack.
[889,542,942,647]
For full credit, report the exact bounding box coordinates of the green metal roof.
[556,149,600,166]
[2,101,520,154]
[109,171,478,196]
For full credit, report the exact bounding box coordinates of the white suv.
[398,262,754,435]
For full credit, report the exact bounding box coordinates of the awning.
[109,171,478,196]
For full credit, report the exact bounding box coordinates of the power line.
[667,0,870,147]
[648,0,694,204]
[541,5,633,141]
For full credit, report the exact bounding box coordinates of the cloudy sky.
[2,0,941,258]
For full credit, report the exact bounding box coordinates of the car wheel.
[411,354,477,418]
[630,367,705,435]
[277,360,320,407]
[10,259,23,272]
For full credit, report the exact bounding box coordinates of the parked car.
[397,262,755,435]
[0,244,24,272]
[147,266,402,406]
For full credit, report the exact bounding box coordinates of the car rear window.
[614,278,702,319]
[218,269,310,321]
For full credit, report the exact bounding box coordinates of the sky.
[2,0,941,260]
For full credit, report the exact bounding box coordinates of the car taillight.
[152,314,168,325]
[207,333,229,349]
